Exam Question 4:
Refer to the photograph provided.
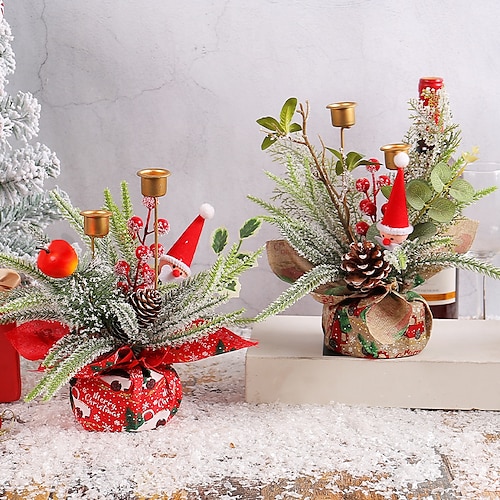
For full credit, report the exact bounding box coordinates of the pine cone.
[128,289,163,328]
[341,240,391,292]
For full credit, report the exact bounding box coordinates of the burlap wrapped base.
[316,289,432,358]
[265,240,434,359]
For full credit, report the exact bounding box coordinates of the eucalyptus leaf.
[280,97,298,133]
[239,218,262,239]
[289,122,302,133]
[380,185,392,199]
[428,197,456,223]
[406,180,432,210]
[430,162,453,193]
[449,178,475,202]
[408,221,437,241]
[365,223,379,242]
[212,227,229,254]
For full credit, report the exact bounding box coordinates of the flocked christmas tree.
[0,5,63,257]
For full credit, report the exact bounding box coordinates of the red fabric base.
[70,364,182,432]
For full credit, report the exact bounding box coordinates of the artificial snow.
[1,336,499,499]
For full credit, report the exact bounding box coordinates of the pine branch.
[0,253,59,290]
[107,300,140,343]
[120,180,134,220]
[0,287,56,316]
[159,309,245,347]
[49,189,87,242]
[425,252,500,280]
[28,335,116,401]
[103,183,136,265]
[253,264,341,322]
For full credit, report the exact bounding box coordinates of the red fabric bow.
[6,319,257,374]
[5,320,69,361]
[76,326,257,378]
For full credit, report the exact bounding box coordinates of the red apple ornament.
[37,240,78,278]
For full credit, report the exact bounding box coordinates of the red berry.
[117,281,129,294]
[140,263,156,285]
[149,243,165,257]
[135,245,152,262]
[355,221,370,235]
[359,199,376,217]
[157,218,170,235]
[355,178,370,193]
[377,175,391,187]
[142,197,156,210]
[381,203,389,214]
[366,158,381,173]
[127,216,144,238]
[114,260,130,277]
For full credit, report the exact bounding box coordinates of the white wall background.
[6,0,500,317]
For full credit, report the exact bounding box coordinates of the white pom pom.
[394,152,410,168]
[199,203,215,220]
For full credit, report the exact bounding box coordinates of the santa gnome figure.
[376,151,413,250]
[158,203,215,282]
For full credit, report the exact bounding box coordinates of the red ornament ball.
[37,240,78,278]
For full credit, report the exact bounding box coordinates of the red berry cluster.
[115,197,170,293]
[354,158,391,235]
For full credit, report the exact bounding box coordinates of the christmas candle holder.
[137,169,171,288]
[137,168,171,197]
[380,143,411,170]
[80,210,112,257]
[326,101,357,151]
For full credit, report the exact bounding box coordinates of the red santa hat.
[160,203,215,277]
[376,152,413,236]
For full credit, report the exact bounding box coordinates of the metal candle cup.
[326,101,357,128]
[380,143,411,170]
[80,210,112,238]
[137,169,171,197]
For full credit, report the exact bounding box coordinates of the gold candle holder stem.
[340,127,346,152]
[154,197,159,289]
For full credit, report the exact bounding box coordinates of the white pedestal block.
[245,316,500,410]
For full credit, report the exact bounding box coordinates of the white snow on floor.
[1,337,499,499]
